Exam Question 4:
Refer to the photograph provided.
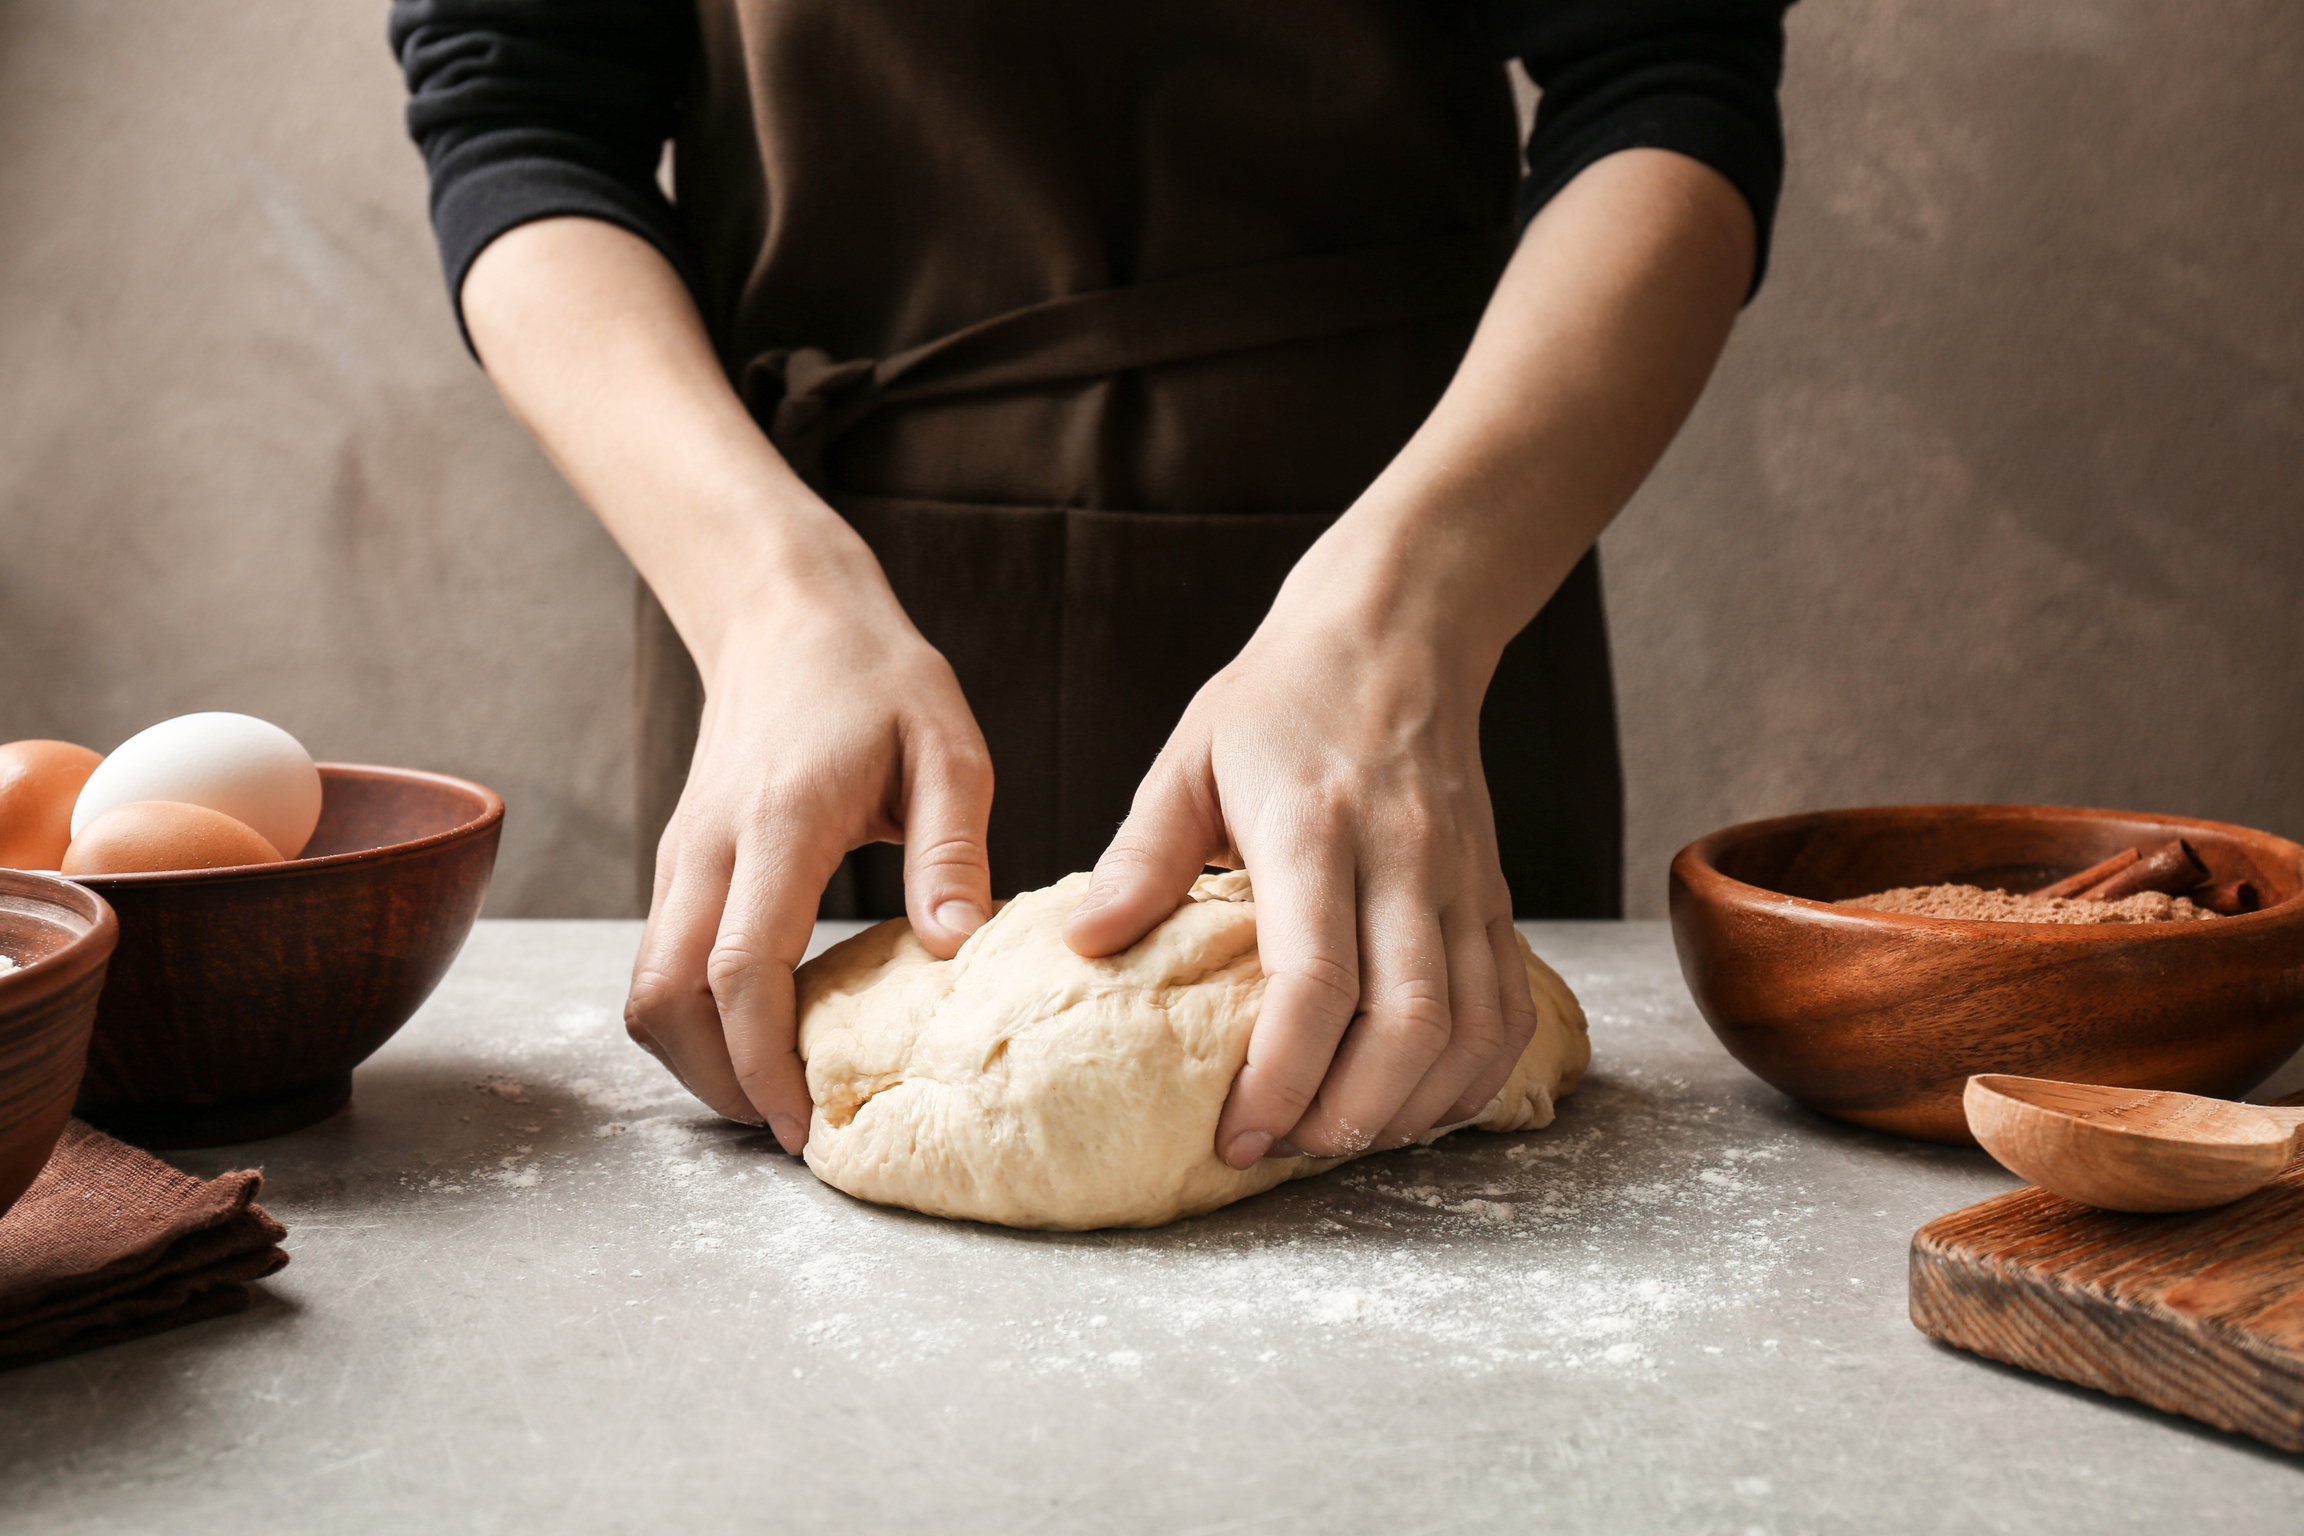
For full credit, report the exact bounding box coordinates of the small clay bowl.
[0,871,117,1215]
[1669,804,2304,1145]
[70,763,502,1149]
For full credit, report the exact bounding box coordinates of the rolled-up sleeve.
[389,0,701,346]
[1494,0,1791,297]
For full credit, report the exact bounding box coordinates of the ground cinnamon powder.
[1838,885,2217,924]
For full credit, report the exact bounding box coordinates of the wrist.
[1271,486,1557,686]
[645,484,901,688]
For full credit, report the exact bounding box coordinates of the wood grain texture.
[1669,804,2304,1144]
[0,872,116,1215]
[1966,1075,2304,1213]
[1911,1102,2304,1453]
[71,764,501,1149]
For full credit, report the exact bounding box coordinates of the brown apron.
[639,0,1623,919]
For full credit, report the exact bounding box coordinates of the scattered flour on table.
[429,976,1820,1386]
[494,1144,542,1188]
[527,1047,1819,1385]
[565,1074,689,1116]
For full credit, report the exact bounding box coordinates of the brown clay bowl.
[1669,804,2304,1145]
[70,763,502,1149]
[0,872,117,1216]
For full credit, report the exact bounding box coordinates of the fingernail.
[934,899,988,936]
[1224,1130,1272,1169]
[769,1113,807,1154]
[1073,883,1112,915]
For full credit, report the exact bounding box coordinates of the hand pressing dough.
[795,870,1589,1229]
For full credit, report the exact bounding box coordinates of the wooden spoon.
[1964,1074,2304,1213]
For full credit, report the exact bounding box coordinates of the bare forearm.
[464,218,997,1135]
[460,217,889,683]
[1066,151,1756,1159]
[1298,148,1756,670]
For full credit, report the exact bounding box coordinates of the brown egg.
[0,739,105,871]
[61,800,284,876]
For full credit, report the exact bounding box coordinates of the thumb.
[1064,759,1222,958]
[903,739,994,959]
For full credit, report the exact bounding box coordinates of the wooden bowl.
[70,763,502,1149]
[0,872,117,1215]
[1669,804,2304,1145]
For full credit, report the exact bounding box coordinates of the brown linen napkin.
[0,1119,288,1369]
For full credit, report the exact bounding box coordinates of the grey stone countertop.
[5,920,2300,1534]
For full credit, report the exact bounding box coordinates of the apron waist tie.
[743,226,1517,483]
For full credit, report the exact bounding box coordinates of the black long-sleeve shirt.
[390,0,1790,337]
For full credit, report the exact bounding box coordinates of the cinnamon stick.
[2189,879,2261,916]
[2033,847,2140,900]
[2081,839,2209,902]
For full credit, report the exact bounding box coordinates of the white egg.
[71,712,323,859]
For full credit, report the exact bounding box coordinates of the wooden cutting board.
[1911,1113,2304,1452]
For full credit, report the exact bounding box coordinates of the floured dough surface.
[796,870,1590,1230]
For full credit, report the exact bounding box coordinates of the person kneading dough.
[394,3,1782,1172]
[797,871,1588,1230]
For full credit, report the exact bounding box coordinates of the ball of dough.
[795,870,1590,1230]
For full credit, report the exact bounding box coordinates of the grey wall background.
[2,0,2297,919]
